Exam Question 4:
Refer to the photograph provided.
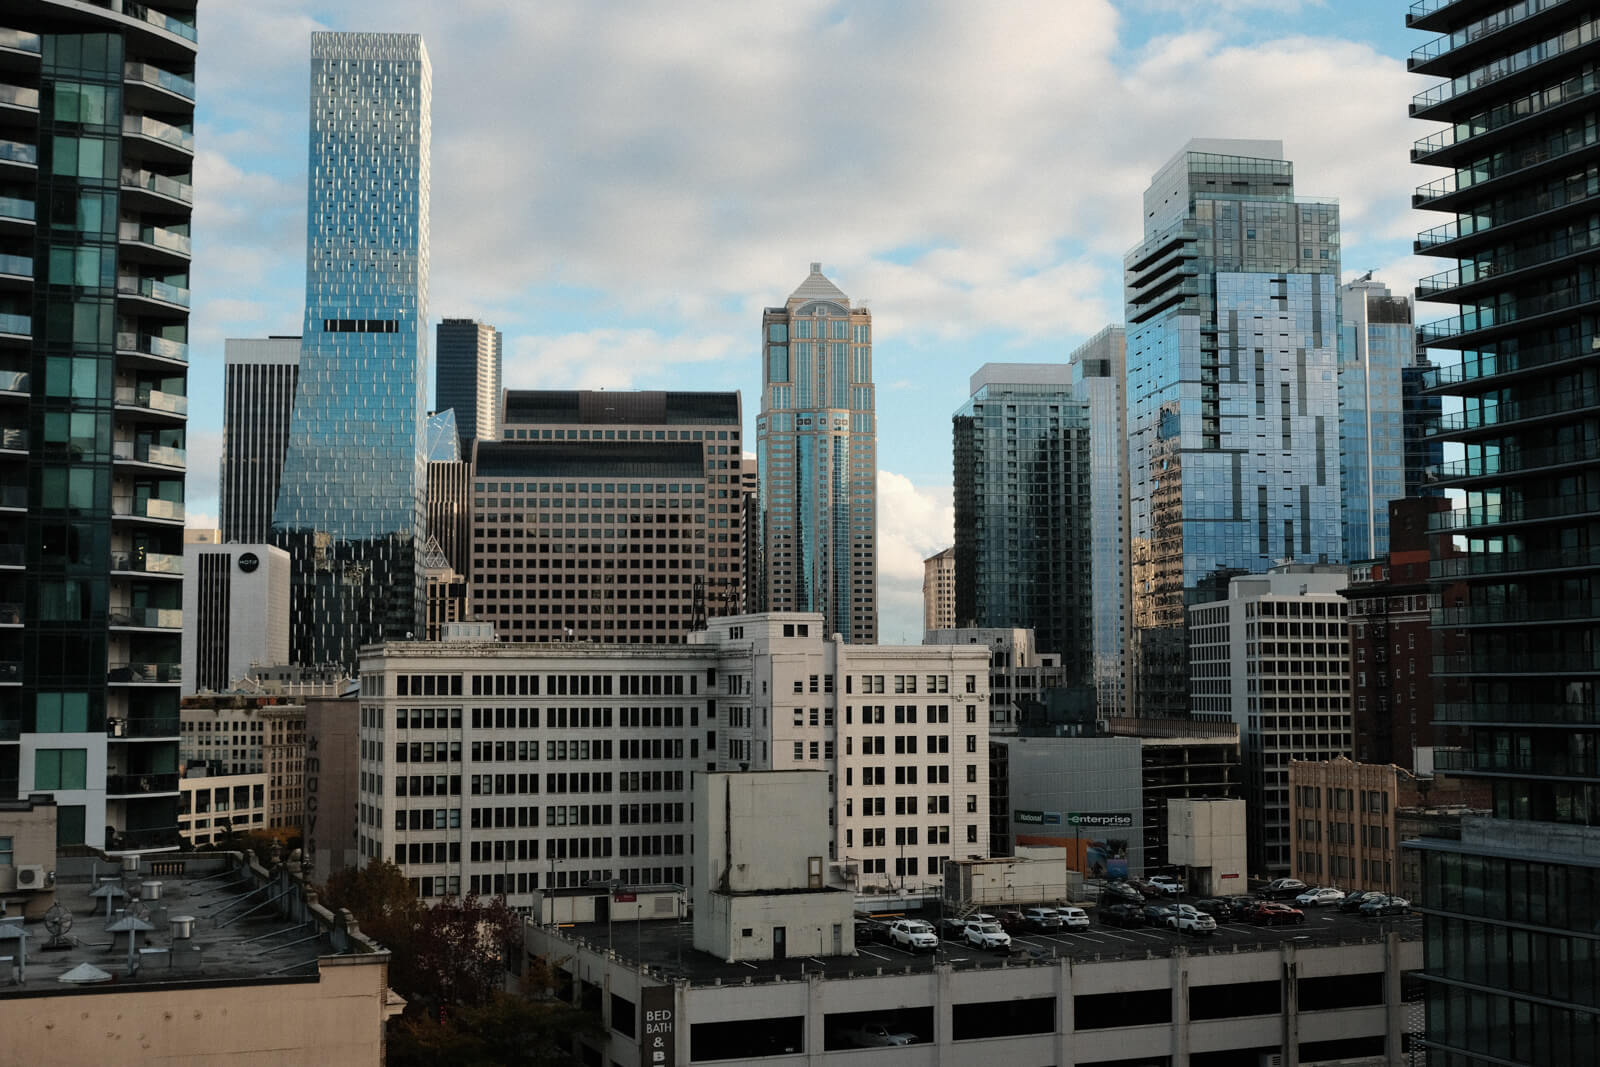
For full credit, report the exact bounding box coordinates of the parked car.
[1099,903,1146,928]
[854,920,887,944]
[1360,895,1411,917]
[1258,878,1309,900]
[1147,875,1186,897]
[997,910,1028,934]
[964,919,1012,950]
[1338,890,1381,913]
[1295,887,1346,908]
[1056,906,1091,931]
[1127,878,1165,899]
[1142,903,1177,925]
[1100,881,1144,906]
[938,917,969,941]
[1192,898,1236,924]
[1166,904,1218,935]
[843,1022,917,1048]
[1022,907,1062,932]
[1243,901,1306,926]
[888,919,938,951]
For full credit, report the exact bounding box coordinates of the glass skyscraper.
[952,364,1093,687]
[273,32,430,671]
[435,317,500,446]
[0,2,197,852]
[1339,277,1431,562]
[756,264,877,643]
[1070,327,1129,717]
[1405,1,1600,1063]
[220,336,299,544]
[1124,139,1343,717]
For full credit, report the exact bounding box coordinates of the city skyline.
[181,0,1433,644]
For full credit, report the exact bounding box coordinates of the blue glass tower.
[1339,278,1413,562]
[1070,327,1129,717]
[273,32,431,670]
[1125,139,1342,717]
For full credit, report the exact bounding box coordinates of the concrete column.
[1171,948,1190,1067]
[806,971,824,1064]
[934,960,954,1061]
[1056,957,1075,1066]
[1283,942,1300,1067]
[1384,930,1405,1067]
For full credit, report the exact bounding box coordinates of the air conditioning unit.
[15,864,46,890]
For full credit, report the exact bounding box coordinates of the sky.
[185,0,1448,644]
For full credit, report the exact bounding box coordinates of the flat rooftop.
[539,897,1421,987]
[0,853,360,994]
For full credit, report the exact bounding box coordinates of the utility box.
[943,852,1082,913]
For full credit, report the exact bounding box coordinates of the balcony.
[1436,648,1600,673]
[1434,746,1600,777]
[115,384,188,417]
[108,661,182,683]
[0,426,26,451]
[1434,597,1600,626]
[124,61,196,103]
[122,113,194,159]
[1413,66,1600,164]
[1435,699,1600,725]
[0,253,29,281]
[0,83,39,114]
[105,772,180,796]
[0,140,36,174]
[0,485,24,509]
[117,275,190,311]
[1428,489,1600,530]
[1427,386,1598,435]
[1416,225,1600,302]
[126,3,198,44]
[108,607,182,630]
[1429,439,1593,480]
[113,439,186,469]
[0,196,33,230]
[107,717,180,740]
[1419,289,1597,348]
[112,496,184,522]
[0,544,21,568]
[0,660,18,684]
[1433,542,1600,578]
[0,719,16,741]
[116,331,188,367]
[1410,0,1576,75]
[111,550,183,576]
[118,220,191,264]
[1411,15,1600,119]
[0,29,41,56]
[0,601,17,626]
[120,168,192,207]
[1412,120,1600,209]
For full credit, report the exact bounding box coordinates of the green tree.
[386,960,601,1067]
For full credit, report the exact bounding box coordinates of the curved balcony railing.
[123,114,194,154]
[0,29,41,54]
[119,221,192,257]
[0,84,39,111]
[126,3,197,43]
[0,253,30,278]
[1413,0,1574,66]
[120,168,192,204]
[112,497,184,522]
[0,197,34,223]
[124,62,196,102]
[1412,16,1600,113]
[107,661,182,682]
[115,385,188,415]
[113,440,186,468]
[0,140,35,168]
[116,332,189,364]
[1434,542,1600,578]
[116,276,191,309]
[111,550,183,575]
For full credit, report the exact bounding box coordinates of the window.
[56,805,85,847]
[35,749,87,790]
[966,824,978,843]
[0,836,11,866]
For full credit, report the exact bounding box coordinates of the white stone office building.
[1188,564,1353,877]
[356,613,989,905]
[180,542,291,695]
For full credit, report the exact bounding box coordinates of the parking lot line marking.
[857,949,891,960]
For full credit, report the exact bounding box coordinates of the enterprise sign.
[1013,810,1133,829]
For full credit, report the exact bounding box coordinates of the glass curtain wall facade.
[757,264,877,643]
[952,365,1094,688]
[273,32,430,672]
[220,336,299,544]
[1406,0,1600,1063]
[434,317,500,446]
[0,2,197,852]
[1340,278,1417,562]
[1125,139,1343,718]
[1070,327,1130,716]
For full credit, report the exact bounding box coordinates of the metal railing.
[0,140,34,167]
[108,717,181,739]
[1436,650,1600,674]
[1434,747,1600,776]
[127,3,198,43]
[1429,489,1600,529]
[1413,68,1600,159]
[1428,439,1591,479]
[1433,598,1600,626]
[119,220,192,257]
[1412,17,1600,112]
[115,385,188,415]
[1435,699,1600,724]
[0,253,30,278]
[113,440,187,468]
[106,772,180,796]
[1412,0,1571,66]
[0,84,39,110]
[0,196,33,222]
[109,608,183,630]
[1414,121,1600,205]
[123,114,194,153]
[117,276,191,309]
[112,496,184,521]
[1430,387,1599,433]
[0,29,42,53]
[111,550,183,575]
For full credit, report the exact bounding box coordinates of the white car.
[1295,887,1346,908]
[1166,904,1218,934]
[1056,907,1090,931]
[888,919,938,950]
[964,920,1011,949]
[1147,875,1185,896]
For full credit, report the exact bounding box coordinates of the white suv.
[1056,906,1090,931]
[964,920,1011,950]
[1147,875,1185,896]
[888,919,938,951]
[1166,904,1218,935]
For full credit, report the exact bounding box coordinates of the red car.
[1243,901,1306,926]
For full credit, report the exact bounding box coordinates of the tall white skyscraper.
[757,264,877,642]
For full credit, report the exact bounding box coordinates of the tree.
[386,962,602,1067]
[399,893,521,1012]
[323,859,423,932]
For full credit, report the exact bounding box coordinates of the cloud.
[503,329,742,391]
[875,471,952,644]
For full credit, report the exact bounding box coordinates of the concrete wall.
[0,796,58,917]
[699,889,855,962]
[0,955,390,1066]
[1168,797,1247,895]
[698,771,831,893]
[304,694,359,884]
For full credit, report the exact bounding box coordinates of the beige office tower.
[758,264,878,643]
[922,547,956,633]
[491,391,745,640]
